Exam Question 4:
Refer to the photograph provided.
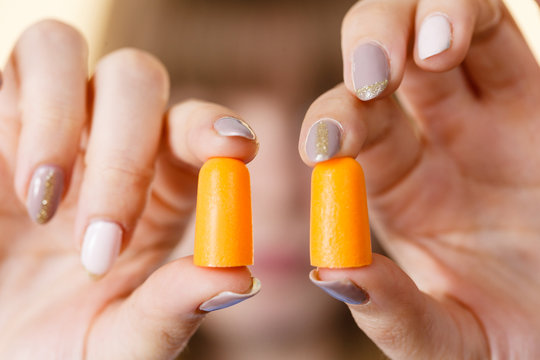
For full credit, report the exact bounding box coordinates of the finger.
[166,99,258,168]
[79,87,259,275]
[11,20,88,224]
[415,0,540,100]
[414,0,501,70]
[138,99,259,242]
[311,254,489,359]
[299,85,467,237]
[85,257,260,359]
[341,0,416,101]
[463,4,540,99]
[299,84,421,196]
[397,62,475,125]
[76,49,169,276]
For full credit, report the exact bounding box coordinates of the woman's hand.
[300,0,540,358]
[0,20,259,359]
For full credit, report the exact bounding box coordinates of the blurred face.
[203,91,341,342]
[173,91,344,348]
[154,0,356,350]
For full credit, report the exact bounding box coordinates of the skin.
[303,0,540,358]
[0,0,538,359]
[0,21,256,359]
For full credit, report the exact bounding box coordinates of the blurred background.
[0,1,537,359]
[0,0,537,68]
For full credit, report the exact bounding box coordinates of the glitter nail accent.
[315,121,329,159]
[36,170,57,224]
[306,119,342,163]
[355,79,388,101]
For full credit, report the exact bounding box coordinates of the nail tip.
[85,269,106,280]
[418,42,451,60]
[309,270,369,305]
[81,256,110,278]
[313,154,331,163]
[31,214,52,225]
[214,116,256,140]
[199,277,261,312]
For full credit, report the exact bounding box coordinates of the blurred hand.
[300,0,540,358]
[0,20,260,359]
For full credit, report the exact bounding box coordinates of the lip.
[253,247,310,275]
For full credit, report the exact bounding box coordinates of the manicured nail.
[305,118,342,163]
[199,277,261,312]
[418,14,452,60]
[309,270,369,305]
[352,42,389,101]
[27,165,64,224]
[214,116,256,140]
[81,221,122,277]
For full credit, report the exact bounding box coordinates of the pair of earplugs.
[193,157,372,268]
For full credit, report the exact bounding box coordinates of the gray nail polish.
[352,42,389,101]
[27,165,64,224]
[199,277,261,312]
[214,116,256,140]
[305,118,342,163]
[309,270,369,305]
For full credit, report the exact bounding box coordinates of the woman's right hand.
[0,20,259,359]
[300,0,540,358]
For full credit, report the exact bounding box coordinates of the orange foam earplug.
[310,157,372,268]
[194,157,253,267]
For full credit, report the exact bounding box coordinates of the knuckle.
[169,98,208,116]
[378,322,407,346]
[87,154,155,189]
[476,0,503,34]
[19,19,87,54]
[98,48,169,97]
[309,87,353,114]
[342,0,374,30]
[23,97,85,127]
[169,99,226,124]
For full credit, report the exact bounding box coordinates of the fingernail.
[305,118,342,163]
[214,116,256,140]
[27,165,64,224]
[81,221,122,277]
[309,270,369,305]
[418,14,452,60]
[199,277,261,312]
[352,42,389,101]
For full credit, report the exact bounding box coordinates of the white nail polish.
[81,221,122,277]
[418,14,452,60]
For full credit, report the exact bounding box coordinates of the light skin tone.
[0,1,539,360]
[305,0,540,358]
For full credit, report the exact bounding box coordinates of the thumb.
[310,254,488,359]
[85,256,260,359]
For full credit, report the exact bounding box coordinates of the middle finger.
[76,48,169,277]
